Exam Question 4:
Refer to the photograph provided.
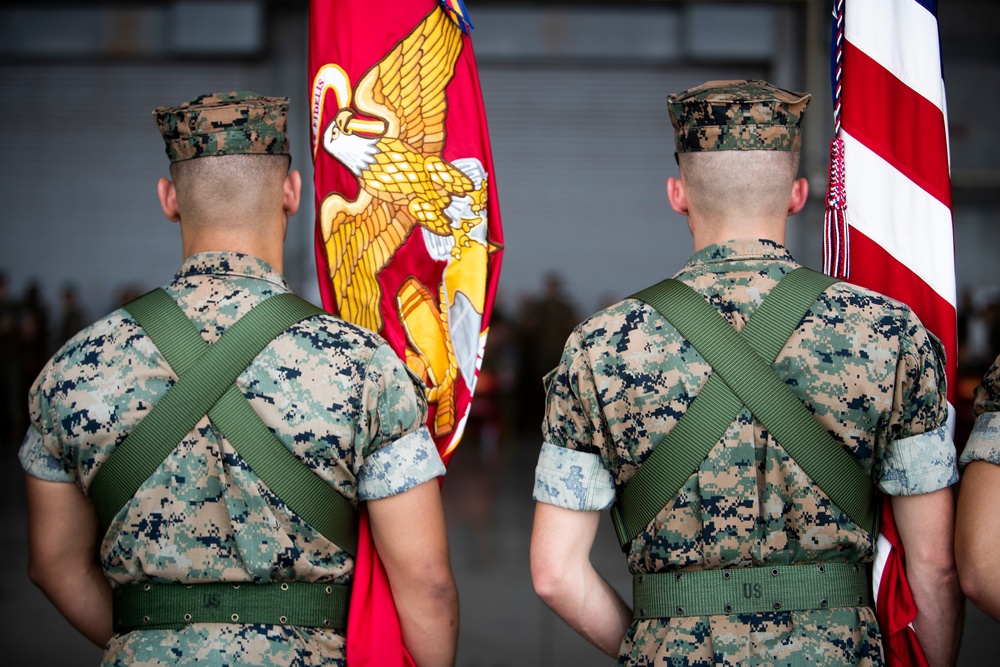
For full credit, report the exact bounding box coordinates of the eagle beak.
[335,109,356,134]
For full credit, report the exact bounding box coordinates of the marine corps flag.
[824,1,954,666]
[309,0,502,664]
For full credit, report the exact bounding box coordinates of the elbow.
[405,560,458,607]
[908,543,961,601]
[530,552,568,607]
[425,566,458,605]
[27,554,57,591]
[957,547,990,608]
[959,568,986,608]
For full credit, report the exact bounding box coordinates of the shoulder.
[820,280,930,341]
[285,311,387,361]
[28,308,153,422]
[571,298,656,350]
[38,309,138,380]
[277,311,414,387]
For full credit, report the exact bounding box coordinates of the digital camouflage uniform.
[20,92,445,666]
[534,80,957,667]
[20,252,444,666]
[960,353,1000,467]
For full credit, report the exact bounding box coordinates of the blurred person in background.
[56,284,86,348]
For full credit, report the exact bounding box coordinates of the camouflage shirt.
[20,252,445,667]
[534,239,957,666]
[961,353,1000,467]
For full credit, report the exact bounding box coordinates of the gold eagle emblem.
[313,8,493,438]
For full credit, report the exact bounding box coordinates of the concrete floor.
[1,437,996,665]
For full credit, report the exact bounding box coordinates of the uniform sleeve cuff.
[357,426,445,501]
[960,411,1000,468]
[533,442,615,511]
[19,426,75,483]
[878,425,959,496]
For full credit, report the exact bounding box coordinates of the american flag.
[824,1,954,665]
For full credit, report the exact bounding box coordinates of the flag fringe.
[823,137,850,279]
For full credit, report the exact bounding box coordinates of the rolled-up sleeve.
[961,355,1000,467]
[20,424,75,483]
[533,442,615,511]
[961,411,1000,468]
[877,318,957,495]
[20,365,76,484]
[534,330,615,511]
[878,425,958,495]
[358,426,443,500]
[355,344,444,499]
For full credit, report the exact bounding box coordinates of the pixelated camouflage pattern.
[20,252,443,666]
[154,92,289,163]
[668,80,810,153]
[973,354,1000,417]
[541,239,956,666]
[960,353,1000,466]
[534,442,616,510]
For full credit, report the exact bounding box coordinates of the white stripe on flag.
[842,131,956,306]
[845,0,945,112]
[872,533,892,609]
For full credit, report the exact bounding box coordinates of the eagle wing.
[354,8,464,157]
[321,8,464,331]
[321,191,415,333]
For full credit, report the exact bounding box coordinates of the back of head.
[668,79,809,224]
[678,150,800,221]
[169,154,290,230]
[154,91,291,230]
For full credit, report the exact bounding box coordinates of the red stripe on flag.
[847,228,957,404]
[842,41,952,209]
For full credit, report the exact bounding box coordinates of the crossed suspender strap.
[611,267,878,550]
[89,288,359,557]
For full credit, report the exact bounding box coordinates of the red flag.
[824,1,954,665]
[308,1,503,664]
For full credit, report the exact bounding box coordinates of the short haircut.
[169,154,291,229]
[678,150,800,221]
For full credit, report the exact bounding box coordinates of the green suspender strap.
[88,288,358,631]
[611,268,878,552]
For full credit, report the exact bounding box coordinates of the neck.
[689,213,787,253]
[180,221,285,273]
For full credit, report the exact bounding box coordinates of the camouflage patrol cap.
[153,91,289,163]
[668,80,810,153]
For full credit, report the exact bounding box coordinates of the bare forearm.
[537,561,631,657]
[25,475,112,648]
[530,504,631,658]
[368,480,458,667]
[907,560,962,667]
[30,556,113,647]
[893,487,962,667]
[956,461,1000,621]
[391,577,459,667]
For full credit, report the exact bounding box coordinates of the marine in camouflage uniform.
[960,354,1000,466]
[955,354,1000,622]
[530,80,961,666]
[21,92,457,666]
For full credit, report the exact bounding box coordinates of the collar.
[173,251,289,290]
[684,238,797,268]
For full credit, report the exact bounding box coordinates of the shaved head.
[169,154,292,230]
[678,150,801,222]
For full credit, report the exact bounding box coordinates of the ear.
[157,178,181,222]
[666,176,689,216]
[283,169,302,218]
[787,177,809,216]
